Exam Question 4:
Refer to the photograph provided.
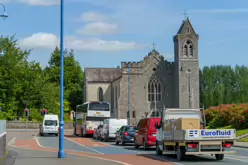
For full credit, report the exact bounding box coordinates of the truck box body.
[163,129,236,141]
[164,118,200,131]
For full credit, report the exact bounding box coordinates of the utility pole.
[127,64,131,125]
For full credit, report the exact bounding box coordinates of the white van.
[101,119,127,141]
[39,114,59,136]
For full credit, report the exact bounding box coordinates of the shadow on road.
[136,154,219,163]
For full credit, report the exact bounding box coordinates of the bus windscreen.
[89,102,109,111]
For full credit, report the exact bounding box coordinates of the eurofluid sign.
[201,130,232,138]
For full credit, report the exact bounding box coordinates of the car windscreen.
[126,126,135,132]
[44,120,58,126]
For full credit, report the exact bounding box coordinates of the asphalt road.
[98,139,248,165]
[6,131,122,165]
[7,130,248,165]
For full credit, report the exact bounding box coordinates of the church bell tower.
[173,16,200,109]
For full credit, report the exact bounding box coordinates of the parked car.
[101,119,127,141]
[134,117,161,150]
[115,125,136,145]
[93,124,103,140]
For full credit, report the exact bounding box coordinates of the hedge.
[205,104,248,129]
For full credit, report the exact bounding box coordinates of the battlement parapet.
[121,61,142,68]
[164,61,174,71]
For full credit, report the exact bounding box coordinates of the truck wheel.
[156,142,163,155]
[215,154,224,160]
[176,147,185,161]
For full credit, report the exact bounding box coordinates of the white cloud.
[18,32,145,52]
[76,22,119,35]
[76,11,108,22]
[19,0,59,6]
[19,32,59,49]
[189,8,248,14]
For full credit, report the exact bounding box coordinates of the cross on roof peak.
[182,11,188,20]
[152,42,156,49]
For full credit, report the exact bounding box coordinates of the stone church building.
[83,18,200,124]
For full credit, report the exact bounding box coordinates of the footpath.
[5,146,121,165]
[234,141,248,148]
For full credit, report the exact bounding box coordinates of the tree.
[45,47,84,112]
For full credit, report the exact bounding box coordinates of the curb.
[0,151,8,165]
[233,145,248,149]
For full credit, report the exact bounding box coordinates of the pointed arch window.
[183,40,193,57]
[98,87,104,101]
[148,78,162,102]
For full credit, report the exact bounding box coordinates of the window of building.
[148,78,162,102]
[98,87,104,101]
[183,40,193,57]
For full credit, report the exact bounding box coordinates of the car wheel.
[143,140,148,150]
[115,138,119,145]
[134,139,139,148]
[121,138,125,146]
[156,142,163,155]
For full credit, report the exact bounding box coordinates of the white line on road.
[8,136,131,165]
[64,137,104,155]
[35,136,98,154]
[7,137,16,146]
[225,156,248,163]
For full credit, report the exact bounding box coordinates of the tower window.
[183,40,193,57]
[183,45,188,56]
[187,27,190,33]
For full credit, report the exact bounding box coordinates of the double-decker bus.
[74,101,111,137]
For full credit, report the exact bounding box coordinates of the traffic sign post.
[40,109,47,116]
[25,108,29,131]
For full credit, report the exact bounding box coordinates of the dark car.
[93,124,103,140]
[115,125,136,145]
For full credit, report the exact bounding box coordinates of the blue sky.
[2,0,248,69]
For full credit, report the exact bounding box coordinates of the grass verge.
[0,151,8,165]
[207,125,248,137]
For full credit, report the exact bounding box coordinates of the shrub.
[205,104,248,129]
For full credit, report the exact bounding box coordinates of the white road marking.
[7,137,16,146]
[64,137,104,155]
[8,136,131,165]
[35,135,99,154]
[225,156,248,162]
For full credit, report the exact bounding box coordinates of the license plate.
[130,139,134,141]
[96,112,100,114]
[152,134,156,136]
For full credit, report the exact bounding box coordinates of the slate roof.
[85,68,122,83]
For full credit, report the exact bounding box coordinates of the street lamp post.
[186,69,192,108]
[127,64,131,125]
[58,0,66,159]
[0,4,8,56]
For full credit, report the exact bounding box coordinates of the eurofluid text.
[201,130,232,136]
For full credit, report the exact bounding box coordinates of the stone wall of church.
[85,83,112,103]
[111,78,121,118]
[118,53,176,124]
